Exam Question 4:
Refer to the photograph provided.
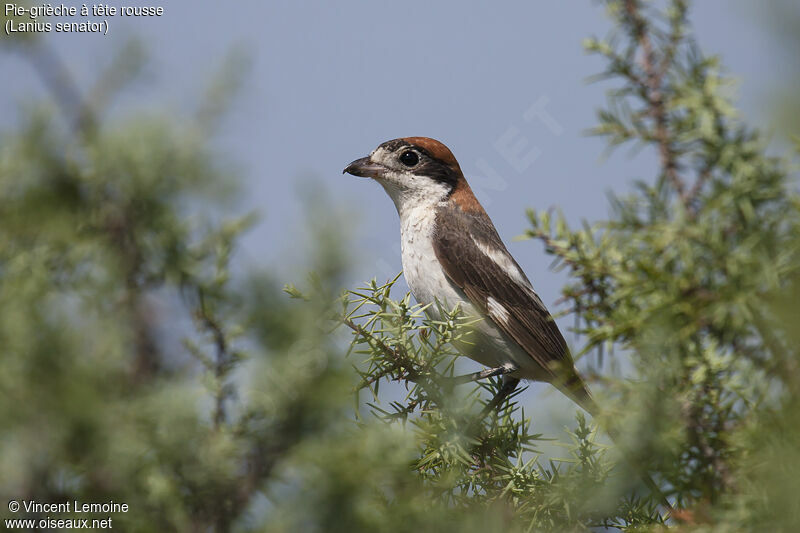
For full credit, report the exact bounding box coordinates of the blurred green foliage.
[758,0,800,140]
[1,1,799,531]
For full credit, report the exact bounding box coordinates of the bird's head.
[344,137,482,214]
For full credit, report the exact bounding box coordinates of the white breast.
[379,180,528,372]
[398,206,531,371]
[398,202,469,316]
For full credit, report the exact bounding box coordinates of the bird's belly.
[402,246,465,314]
[400,226,467,315]
[400,231,527,371]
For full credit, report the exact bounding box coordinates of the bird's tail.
[559,373,601,418]
[557,373,674,514]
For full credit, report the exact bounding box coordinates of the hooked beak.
[343,157,386,178]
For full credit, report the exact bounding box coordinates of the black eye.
[399,150,419,167]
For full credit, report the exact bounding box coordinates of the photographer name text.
[15,500,128,513]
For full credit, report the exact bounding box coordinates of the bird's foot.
[479,376,521,418]
[447,364,518,387]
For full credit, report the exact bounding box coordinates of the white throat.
[378,178,449,222]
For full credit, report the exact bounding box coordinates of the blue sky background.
[2,1,793,423]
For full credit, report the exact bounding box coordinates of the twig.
[342,317,423,383]
[684,164,712,212]
[196,289,232,429]
[624,0,687,203]
[20,39,97,137]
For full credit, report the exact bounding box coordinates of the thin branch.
[684,164,712,212]
[624,0,687,203]
[342,317,423,383]
[19,39,97,137]
[196,289,232,430]
[657,0,688,85]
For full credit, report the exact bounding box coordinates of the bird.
[344,137,673,511]
[343,136,595,415]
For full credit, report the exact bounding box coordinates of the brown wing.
[432,205,574,382]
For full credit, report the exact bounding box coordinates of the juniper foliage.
[1,1,799,532]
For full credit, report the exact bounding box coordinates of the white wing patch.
[487,296,511,325]
[472,237,528,287]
